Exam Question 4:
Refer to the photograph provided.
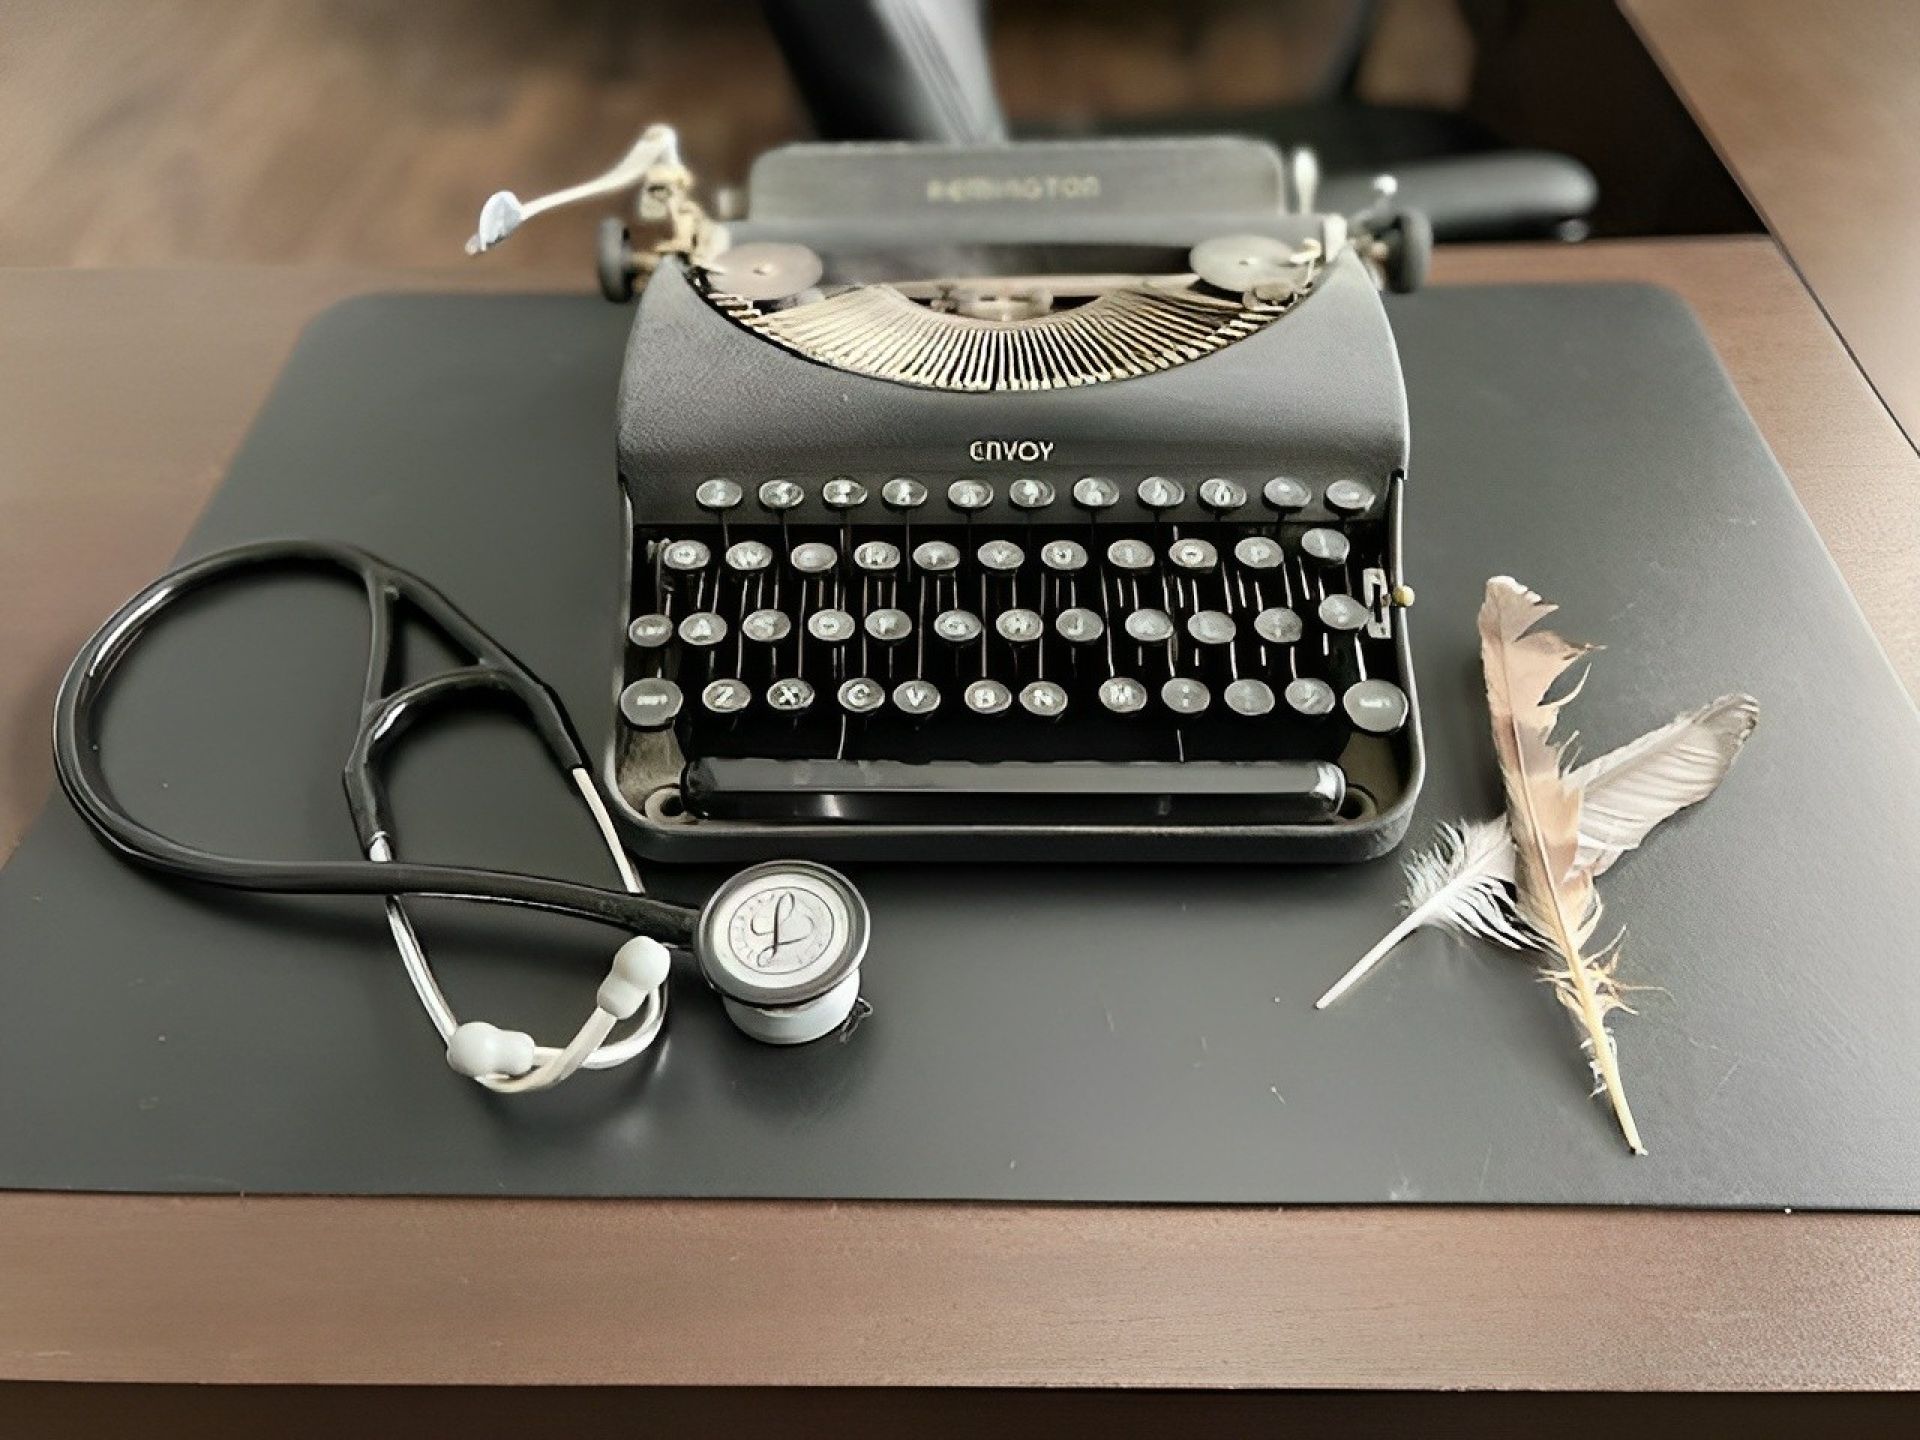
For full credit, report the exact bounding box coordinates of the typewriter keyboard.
[619,473,1413,829]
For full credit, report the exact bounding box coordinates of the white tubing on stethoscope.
[370,768,668,1093]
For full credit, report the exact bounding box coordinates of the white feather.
[1314,819,1534,1008]
[1568,693,1759,875]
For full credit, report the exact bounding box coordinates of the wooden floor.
[0,0,1468,275]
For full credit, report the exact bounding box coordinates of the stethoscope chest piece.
[695,860,869,1045]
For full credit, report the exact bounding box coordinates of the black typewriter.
[488,133,1427,862]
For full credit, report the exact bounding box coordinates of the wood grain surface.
[1,239,1917,1393]
[1624,0,1920,447]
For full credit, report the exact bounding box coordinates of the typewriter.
[471,130,1427,862]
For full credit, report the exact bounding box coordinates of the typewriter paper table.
[3,245,1920,1397]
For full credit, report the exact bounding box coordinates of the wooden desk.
[3,243,1918,1423]
[1624,0,1920,449]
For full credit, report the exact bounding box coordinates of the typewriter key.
[1263,476,1312,512]
[893,679,942,718]
[996,608,1044,644]
[948,478,994,512]
[1107,538,1154,572]
[1343,678,1410,734]
[934,608,983,644]
[620,677,683,730]
[758,478,805,512]
[663,538,710,572]
[854,540,902,573]
[1318,594,1370,632]
[1098,676,1149,714]
[767,678,817,714]
[1234,536,1283,570]
[628,613,673,648]
[702,678,752,716]
[790,541,837,574]
[882,476,927,510]
[1285,677,1337,717]
[1300,527,1351,567]
[1254,606,1305,645]
[726,540,774,572]
[1160,677,1211,716]
[837,677,886,715]
[1325,479,1377,516]
[1225,678,1277,717]
[1073,475,1119,510]
[1169,537,1219,572]
[912,539,960,573]
[1199,477,1248,514]
[1009,477,1056,510]
[1124,609,1175,645]
[1187,610,1237,646]
[1137,475,1185,511]
[1020,680,1069,717]
[865,608,913,643]
[822,476,868,509]
[741,608,791,644]
[965,678,1012,715]
[678,611,728,647]
[1041,539,1089,572]
[695,477,743,511]
[978,538,1025,572]
[808,609,856,643]
[1055,607,1104,643]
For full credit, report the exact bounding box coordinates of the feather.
[1318,696,1759,1010]
[1569,693,1759,875]
[1314,819,1532,1008]
[1480,576,1644,1154]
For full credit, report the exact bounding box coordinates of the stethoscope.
[52,540,871,1094]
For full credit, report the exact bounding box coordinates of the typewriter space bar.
[684,758,1346,825]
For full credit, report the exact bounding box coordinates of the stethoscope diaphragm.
[694,860,870,1044]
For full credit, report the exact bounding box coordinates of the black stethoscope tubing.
[52,539,697,945]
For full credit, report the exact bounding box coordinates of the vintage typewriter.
[471,130,1427,862]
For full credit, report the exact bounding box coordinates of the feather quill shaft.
[1480,576,1643,1154]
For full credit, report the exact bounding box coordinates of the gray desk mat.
[4,287,1918,1207]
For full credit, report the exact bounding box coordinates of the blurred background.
[1,0,1757,275]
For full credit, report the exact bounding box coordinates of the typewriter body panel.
[608,139,1423,863]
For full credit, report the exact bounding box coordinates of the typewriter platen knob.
[1073,476,1120,511]
[696,477,743,511]
[882,476,928,511]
